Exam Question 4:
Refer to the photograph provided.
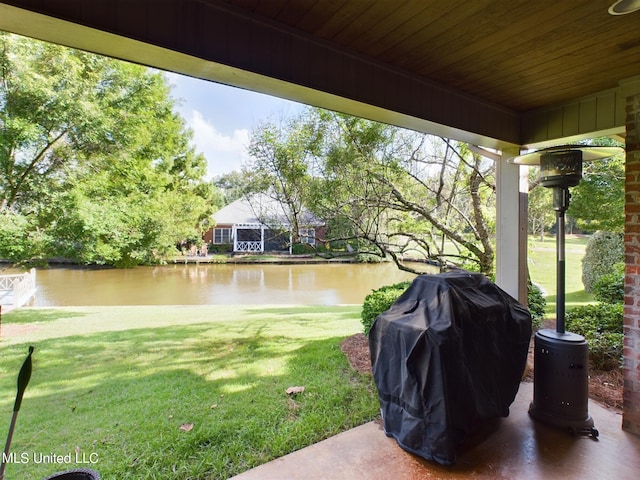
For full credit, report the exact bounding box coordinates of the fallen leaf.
[179,423,194,432]
[210,404,218,409]
[286,386,305,395]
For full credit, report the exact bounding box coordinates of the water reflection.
[30,263,419,306]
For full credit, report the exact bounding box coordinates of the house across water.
[204,194,326,254]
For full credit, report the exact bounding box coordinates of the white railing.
[236,241,262,252]
[0,268,36,309]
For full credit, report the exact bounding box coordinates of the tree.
[213,170,249,205]
[568,153,625,233]
[0,33,215,265]
[307,111,496,275]
[527,170,553,240]
[526,137,624,237]
[244,111,323,243]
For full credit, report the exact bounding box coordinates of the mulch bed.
[340,332,623,412]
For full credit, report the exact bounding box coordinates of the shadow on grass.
[243,306,362,325]
[544,289,595,315]
[0,324,378,480]
[1,308,90,325]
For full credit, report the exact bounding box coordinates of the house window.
[299,228,315,245]
[214,228,232,244]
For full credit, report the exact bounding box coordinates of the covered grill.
[369,271,532,465]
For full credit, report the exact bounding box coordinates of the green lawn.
[0,305,378,479]
[527,235,594,316]
[0,238,596,478]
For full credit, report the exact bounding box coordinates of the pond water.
[26,263,419,307]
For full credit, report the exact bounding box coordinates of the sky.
[164,72,304,179]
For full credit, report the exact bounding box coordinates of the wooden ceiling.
[216,0,640,112]
[0,0,638,147]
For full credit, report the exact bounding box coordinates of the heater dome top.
[511,145,623,166]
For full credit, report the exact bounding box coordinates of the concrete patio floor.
[231,381,640,480]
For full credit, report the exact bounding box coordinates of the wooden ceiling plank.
[293,0,377,38]
[469,28,638,97]
[422,1,596,78]
[440,17,640,93]
[368,0,486,60]
[311,1,376,39]
[323,1,398,45]
[292,0,345,32]
[346,1,462,56]
[470,31,629,86]
[422,6,606,82]
[497,50,640,108]
[346,5,432,55]
[274,0,325,27]
[218,0,636,114]
[405,0,547,72]
[473,56,637,111]
[450,22,638,97]
[5,0,635,124]
[365,0,468,58]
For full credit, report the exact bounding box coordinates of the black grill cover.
[369,271,532,465]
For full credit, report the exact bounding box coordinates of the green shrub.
[209,243,232,253]
[0,210,42,262]
[585,332,624,371]
[355,252,385,263]
[361,281,411,335]
[581,231,623,293]
[528,282,546,330]
[593,262,624,304]
[291,242,315,254]
[565,303,623,371]
[565,303,623,335]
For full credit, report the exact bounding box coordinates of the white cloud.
[189,110,251,178]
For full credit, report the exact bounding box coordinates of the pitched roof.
[213,194,324,227]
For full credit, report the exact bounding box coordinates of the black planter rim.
[42,468,100,480]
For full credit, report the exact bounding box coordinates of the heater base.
[528,329,599,439]
[529,402,598,438]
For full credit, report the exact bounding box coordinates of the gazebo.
[207,194,325,253]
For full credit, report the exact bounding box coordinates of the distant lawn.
[442,234,593,316]
[528,235,594,316]
[0,305,377,480]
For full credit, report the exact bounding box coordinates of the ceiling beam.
[0,1,629,151]
[0,1,520,150]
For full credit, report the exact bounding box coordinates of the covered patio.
[230,381,640,480]
[1,0,639,473]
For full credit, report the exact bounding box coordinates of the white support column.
[495,149,529,305]
[261,225,265,253]
[232,225,238,252]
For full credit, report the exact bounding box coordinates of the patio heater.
[513,145,622,437]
